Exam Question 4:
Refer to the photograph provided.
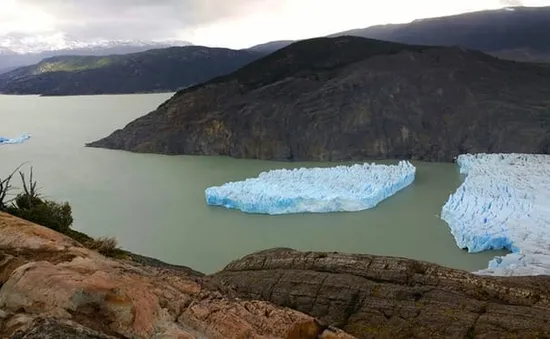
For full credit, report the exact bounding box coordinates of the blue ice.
[441,153,550,276]
[205,161,416,215]
[0,133,31,145]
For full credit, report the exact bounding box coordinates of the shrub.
[0,165,23,211]
[1,165,124,258]
[86,237,126,258]
[9,198,73,233]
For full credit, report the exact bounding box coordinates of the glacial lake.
[0,93,507,274]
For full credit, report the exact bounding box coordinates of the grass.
[32,56,116,75]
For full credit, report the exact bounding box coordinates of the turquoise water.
[0,93,506,273]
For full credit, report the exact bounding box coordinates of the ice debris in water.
[441,153,550,276]
[205,161,416,215]
[0,133,31,145]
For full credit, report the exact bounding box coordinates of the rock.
[88,36,550,162]
[10,318,117,339]
[0,213,354,339]
[211,248,550,339]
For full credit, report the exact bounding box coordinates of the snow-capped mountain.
[0,33,192,72]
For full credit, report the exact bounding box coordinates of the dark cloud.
[17,0,283,40]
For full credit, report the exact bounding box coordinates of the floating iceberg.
[205,161,416,215]
[441,153,550,276]
[0,133,31,145]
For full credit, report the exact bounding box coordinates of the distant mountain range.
[248,6,550,62]
[87,36,550,162]
[1,5,549,96]
[0,38,192,72]
[0,46,265,96]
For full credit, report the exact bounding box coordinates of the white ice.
[441,153,550,276]
[0,133,30,145]
[205,161,416,215]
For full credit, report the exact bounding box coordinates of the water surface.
[0,94,506,273]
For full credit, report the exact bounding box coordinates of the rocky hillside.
[0,212,352,338]
[88,36,550,162]
[213,248,550,339]
[0,46,265,96]
[1,212,549,338]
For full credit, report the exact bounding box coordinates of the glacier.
[0,133,30,145]
[205,161,416,215]
[441,153,550,276]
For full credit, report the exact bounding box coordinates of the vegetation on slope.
[0,46,265,95]
[0,165,124,258]
[31,56,115,74]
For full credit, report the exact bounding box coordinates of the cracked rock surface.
[211,248,550,339]
[0,213,353,339]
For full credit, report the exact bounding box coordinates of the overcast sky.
[1,0,549,49]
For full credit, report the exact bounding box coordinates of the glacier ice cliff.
[0,133,30,145]
[441,153,550,276]
[205,161,416,215]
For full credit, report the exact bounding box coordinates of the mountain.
[0,38,192,71]
[0,46,265,96]
[336,6,550,62]
[246,40,295,53]
[248,6,550,62]
[87,36,550,162]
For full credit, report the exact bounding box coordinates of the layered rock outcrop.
[2,211,550,338]
[212,248,550,339]
[0,213,352,338]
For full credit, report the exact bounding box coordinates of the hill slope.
[0,39,191,70]
[337,6,550,62]
[0,46,265,95]
[87,36,550,162]
[250,6,550,62]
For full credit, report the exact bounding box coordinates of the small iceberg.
[441,153,550,276]
[0,133,31,145]
[205,161,416,215]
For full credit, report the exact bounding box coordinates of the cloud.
[13,0,284,40]
[3,0,550,48]
[500,0,524,5]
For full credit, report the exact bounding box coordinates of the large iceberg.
[0,133,31,145]
[441,153,550,276]
[205,161,416,215]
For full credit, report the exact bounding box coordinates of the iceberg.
[0,133,31,145]
[205,161,416,215]
[441,153,550,276]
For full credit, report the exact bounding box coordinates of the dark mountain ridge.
[338,6,550,61]
[249,6,550,62]
[0,46,266,96]
[87,36,550,162]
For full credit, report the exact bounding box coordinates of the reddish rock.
[0,213,354,339]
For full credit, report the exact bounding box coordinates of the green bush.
[1,165,123,258]
[8,195,73,233]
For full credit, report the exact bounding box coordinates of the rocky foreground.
[0,212,549,338]
[88,36,550,162]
